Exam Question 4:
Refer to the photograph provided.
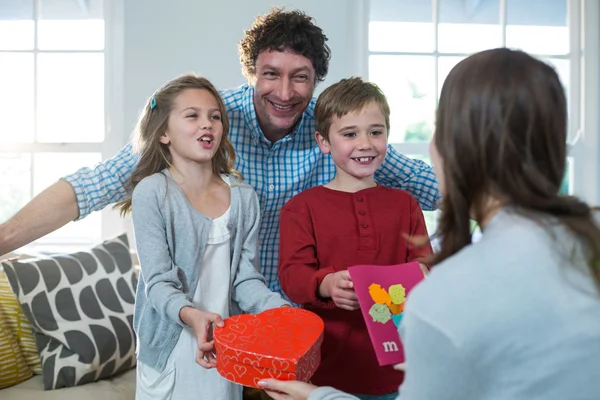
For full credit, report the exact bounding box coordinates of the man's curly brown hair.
[238,8,331,83]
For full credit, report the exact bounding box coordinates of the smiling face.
[252,48,315,141]
[159,88,223,167]
[316,101,388,186]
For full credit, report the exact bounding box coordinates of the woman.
[259,48,600,400]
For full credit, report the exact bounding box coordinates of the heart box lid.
[214,307,324,374]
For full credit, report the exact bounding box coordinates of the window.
[367,0,598,233]
[0,0,120,252]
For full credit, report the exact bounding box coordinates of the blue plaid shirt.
[64,84,440,294]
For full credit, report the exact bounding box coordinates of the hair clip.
[150,95,157,110]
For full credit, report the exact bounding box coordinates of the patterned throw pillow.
[0,309,33,388]
[0,269,42,374]
[1,234,137,390]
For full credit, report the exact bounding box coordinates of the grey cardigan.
[131,170,288,372]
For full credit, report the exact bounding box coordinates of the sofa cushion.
[0,269,42,374]
[0,368,136,399]
[1,234,137,390]
[0,309,33,388]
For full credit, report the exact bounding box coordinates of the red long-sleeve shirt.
[279,185,432,395]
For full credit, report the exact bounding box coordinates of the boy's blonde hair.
[314,77,390,141]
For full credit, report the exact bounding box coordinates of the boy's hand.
[319,270,359,311]
[179,306,224,369]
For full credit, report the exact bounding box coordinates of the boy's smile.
[352,156,377,164]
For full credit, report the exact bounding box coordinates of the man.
[0,8,439,295]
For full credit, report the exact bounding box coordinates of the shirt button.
[358,210,366,215]
[362,224,369,228]
[356,196,363,202]
[268,184,275,190]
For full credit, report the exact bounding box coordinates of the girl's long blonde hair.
[115,74,241,215]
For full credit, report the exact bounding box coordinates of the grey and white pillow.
[1,234,137,390]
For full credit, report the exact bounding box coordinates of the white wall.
[119,0,366,144]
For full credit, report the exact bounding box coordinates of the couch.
[0,235,138,399]
[2,369,135,399]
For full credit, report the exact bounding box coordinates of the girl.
[259,48,600,400]
[115,74,289,400]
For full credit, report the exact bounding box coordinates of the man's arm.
[0,143,139,257]
[63,143,138,220]
[375,145,441,211]
[0,180,78,256]
[407,197,434,262]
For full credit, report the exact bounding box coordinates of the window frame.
[360,0,600,206]
[0,0,125,251]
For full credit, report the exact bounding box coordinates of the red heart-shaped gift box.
[214,307,324,388]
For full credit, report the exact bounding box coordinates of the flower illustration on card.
[367,283,406,328]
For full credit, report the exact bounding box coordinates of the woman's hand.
[179,306,224,368]
[257,379,318,400]
[394,362,405,371]
[419,263,429,277]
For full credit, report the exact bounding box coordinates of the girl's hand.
[179,306,224,369]
[319,270,359,311]
[257,379,317,400]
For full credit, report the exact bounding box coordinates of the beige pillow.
[0,269,42,374]
[0,308,33,388]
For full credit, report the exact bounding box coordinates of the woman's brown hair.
[431,48,600,289]
[115,74,241,215]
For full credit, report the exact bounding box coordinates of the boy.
[278,77,432,399]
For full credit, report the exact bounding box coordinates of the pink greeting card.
[347,262,426,366]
